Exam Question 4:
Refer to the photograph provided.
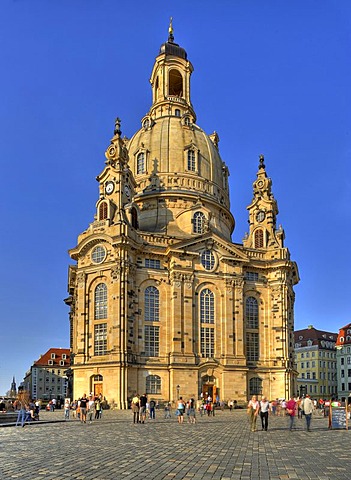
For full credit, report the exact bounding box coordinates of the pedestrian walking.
[247,395,260,432]
[149,399,156,419]
[176,397,186,424]
[286,395,297,431]
[131,394,140,423]
[259,396,270,431]
[71,400,77,418]
[187,398,196,424]
[64,399,70,420]
[139,393,147,424]
[87,394,95,423]
[164,402,171,419]
[301,394,314,431]
[79,394,88,423]
[95,397,102,419]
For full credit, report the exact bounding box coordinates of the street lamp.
[176,385,180,399]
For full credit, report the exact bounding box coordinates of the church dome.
[124,28,234,240]
[127,116,228,207]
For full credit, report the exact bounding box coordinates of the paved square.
[0,409,349,479]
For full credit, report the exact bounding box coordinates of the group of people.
[131,393,150,423]
[65,394,106,423]
[175,397,197,423]
[131,394,198,424]
[247,394,315,432]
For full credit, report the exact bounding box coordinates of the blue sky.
[0,0,350,395]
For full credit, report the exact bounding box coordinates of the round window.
[201,250,215,270]
[91,245,106,264]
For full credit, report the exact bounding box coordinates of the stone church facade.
[65,26,299,408]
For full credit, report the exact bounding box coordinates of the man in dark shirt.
[79,394,88,423]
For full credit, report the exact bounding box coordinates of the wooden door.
[94,383,103,397]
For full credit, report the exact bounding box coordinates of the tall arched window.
[254,229,264,248]
[246,297,258,329]
[137,152,145,174]
[146,375,161,394]
[200,289,214,324]
[200,288,214,358]
[193,212,205,234]
[187,150,196,171]
[94,283,107,319]
[145,286,159,322]
[168,69,183,96]
[99,202,108,220]
[249,377,262,396]
[245,296,259,361]
[131,207,138,229]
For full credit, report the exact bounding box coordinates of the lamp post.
[176,385,180,399]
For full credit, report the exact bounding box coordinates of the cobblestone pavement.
[0,409,350,480]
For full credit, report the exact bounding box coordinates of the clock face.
[256,210,265,222]
[105,181,114,195]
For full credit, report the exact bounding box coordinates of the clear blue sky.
[0,0,350,395]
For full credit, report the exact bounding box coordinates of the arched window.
[131,207,138,229]
[200,289,214,324]
[246,297,258,329]
[94,283,107,319]
[137,152,145,174]
[200,288,215,358]
[145,286,159,322]
[99,202,108,220]
[193,211,205,234]
[254,229,264,248]
[155,76,159,100]
[168,69,183,96]
[175,108,181,117]
[146,375,161,394]
[246,297,259,361]
[249,377,262,396]
[187,150,196,171]
[201,250,215,270]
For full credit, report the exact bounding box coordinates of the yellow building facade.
[65,28,299,408]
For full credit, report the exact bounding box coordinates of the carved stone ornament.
[105,144,117,160]
[234,276,244,288]
[111,265,121,281]
[170,271,183,287]
[77,272,86,287]
[183,273,194,289]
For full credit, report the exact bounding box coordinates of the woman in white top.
[247,395,260,432]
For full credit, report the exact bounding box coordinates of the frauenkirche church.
[65,24,299,408]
